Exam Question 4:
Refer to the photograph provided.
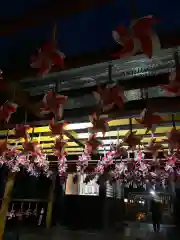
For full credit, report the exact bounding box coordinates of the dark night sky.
[0,0,180,68]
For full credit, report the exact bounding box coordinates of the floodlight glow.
[150,190,156,195]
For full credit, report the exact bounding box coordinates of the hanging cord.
[172,114,176,128]
[174,48,179,69]
[52,22,57,43]
[108,64,112,84]
[129,118,132,133]
[128,118,133,158]
[30,127,35,141]
[6,129,9,141]
[129,0,138,20]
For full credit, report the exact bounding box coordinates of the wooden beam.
[0,0,113,36]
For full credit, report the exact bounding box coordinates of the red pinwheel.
[53,137,67,157]
[89,112,108,136]
[123,130,142,150]
[30,41,65,76]
[93,84,124,112]
[85,134,102,154]
[145,138,163,158]
[0,140,8,156]
[163,127,180,151]
[40,90,68,119]
[22,141,39,153]
[49,118,68,135]
[135,108,162,134]
[160,70,180,96]
[112,15,160,58]
[0,101,18,122]
[14,124,30,141]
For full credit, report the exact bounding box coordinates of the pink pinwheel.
[17,154,28,166]
[94,161,104,174]
[40,90,68,119]
[134,151,145,162]
[102,151,114,168]
[33,152,49,171]
[114,162,128,177]
[112,15,160,58]
[76,152,91,173]
[30,41,65,76]
[58,155,67,176]
[0,101,18,122]
[165,155,177,172]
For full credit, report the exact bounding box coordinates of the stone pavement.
[4,224,179,240]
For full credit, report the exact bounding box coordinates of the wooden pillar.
[46,174,56,228]
[0,172,15,240]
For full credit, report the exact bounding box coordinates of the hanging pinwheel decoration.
[112,15,160,58]
[53,137,67,158]
[85,134,102,154]
[53,136,68,177]
[76,151,91,174]
[145,138,163,160]
[163,127,180,151]
[89,112,109,137]
[93,84,124,112]
[0,101,18,123]
[14,124,30,141]
[30,41,65,76]
[113,162,128,179]
[73,151,91,183]
[160,50,180,95]
[40,90,68,119]
[58,155,67,177]
[160,70,180,96]
[123,130,142,150]
[49,118,68,136]
[164,154,177,172]
[135,108,162,134]
[111,142,127,158]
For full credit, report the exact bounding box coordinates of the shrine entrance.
[126,192,173,222]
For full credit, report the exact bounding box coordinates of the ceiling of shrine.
[0,114,179,157]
